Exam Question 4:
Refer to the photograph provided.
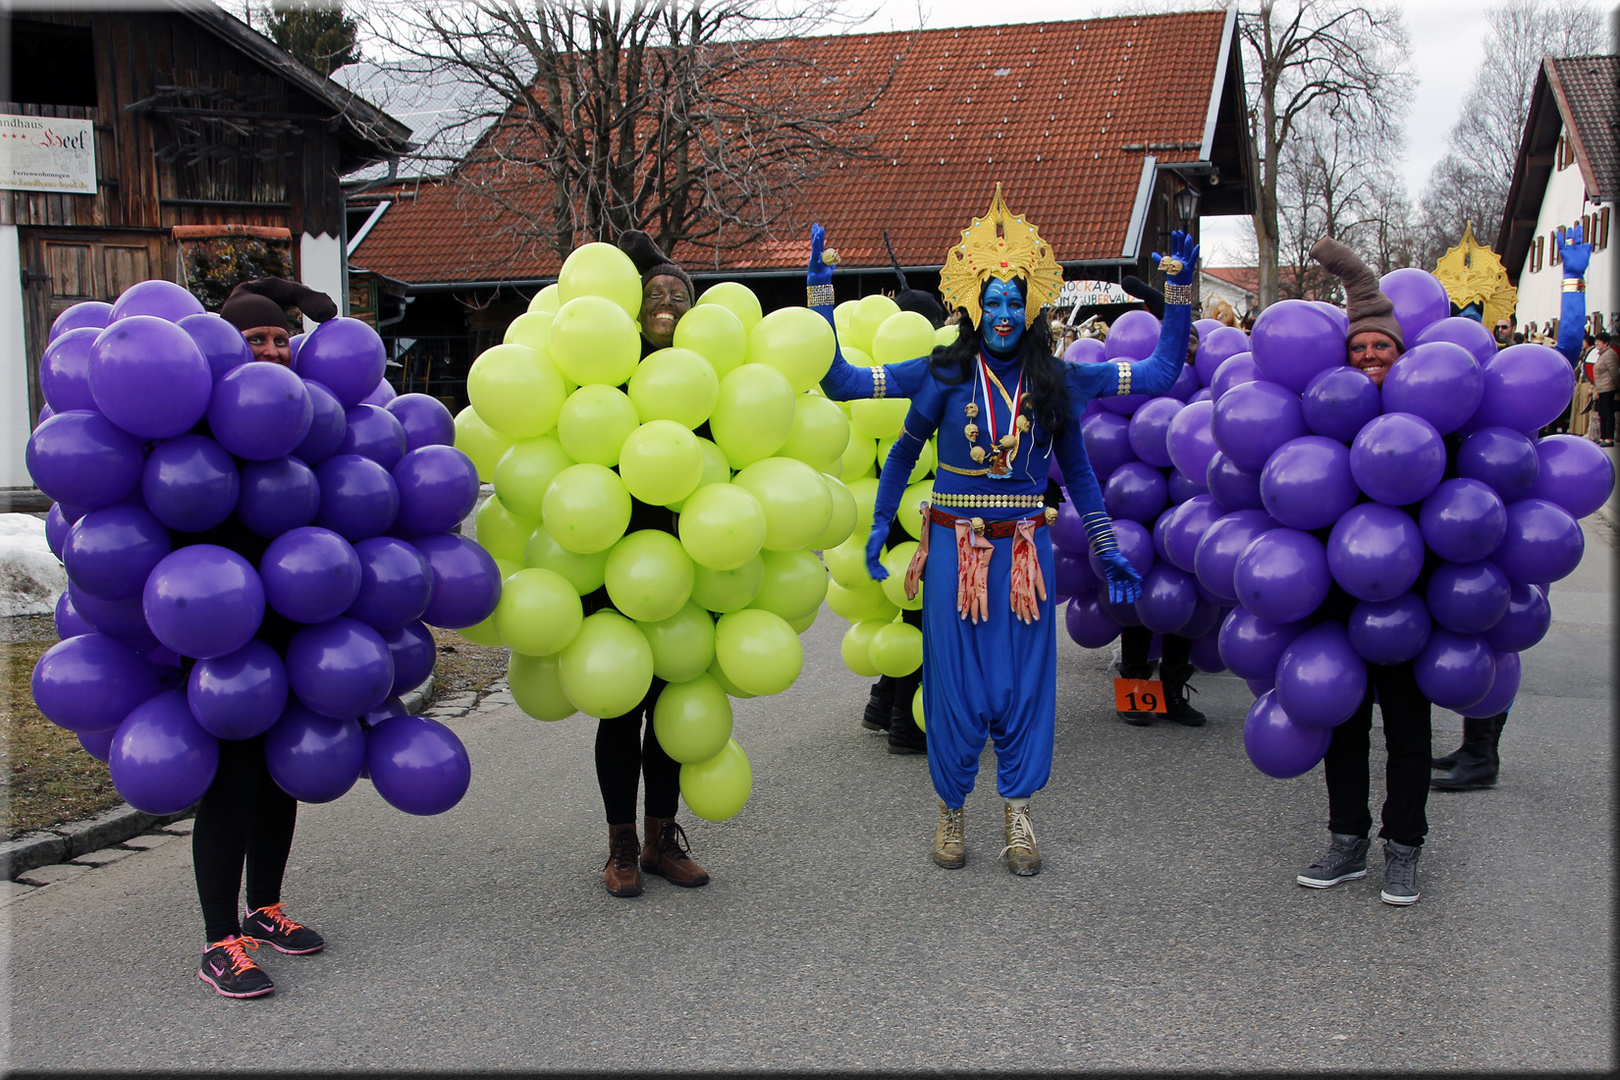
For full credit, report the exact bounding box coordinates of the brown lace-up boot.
[641,816,710,887]
[604,823,643,897]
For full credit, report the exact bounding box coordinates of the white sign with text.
[1,114,96,195]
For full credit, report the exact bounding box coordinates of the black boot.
[1432,713,1505,791]
[1431,735,1467,771]
[886,677,926,755]
[1160,663,1206,727]
[862,677,895,733]
[1116,661,1157,726]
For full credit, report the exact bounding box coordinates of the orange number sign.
[1114,678,1167,714]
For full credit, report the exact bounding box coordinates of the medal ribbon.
[977,355,1022,452]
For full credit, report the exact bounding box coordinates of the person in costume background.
[815,185,1198,876]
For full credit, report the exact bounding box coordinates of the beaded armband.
[1562,278,1585,293]
[807,284,836,307]
[1164,281,1193,306]
[1114,361,1133,396]
[871,366,888,399]
[1082,510,1119,555]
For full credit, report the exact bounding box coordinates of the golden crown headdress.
[939,183,1064,330]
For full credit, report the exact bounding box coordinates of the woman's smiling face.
[1347,330,1400,385]
[640,274,692,349]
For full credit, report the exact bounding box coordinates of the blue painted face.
[980,278,1025,354]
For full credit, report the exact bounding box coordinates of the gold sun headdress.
[939,183,1064,330]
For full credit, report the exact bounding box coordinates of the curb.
[3,674,438,881]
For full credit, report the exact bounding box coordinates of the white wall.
[2,225,33,489]
[300,232,345,329]
[1198,271,1254,317]
[1515,121,1618,337]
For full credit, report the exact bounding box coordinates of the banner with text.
[1,114,96,195]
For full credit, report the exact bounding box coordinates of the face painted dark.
[640,274,692,349]
[1347,331,1400,386]
[243,325,292,366]
[980,279,1025,355]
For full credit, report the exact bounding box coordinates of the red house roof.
[353,10,1242,286]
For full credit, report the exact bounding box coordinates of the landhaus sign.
[1,114,96,195]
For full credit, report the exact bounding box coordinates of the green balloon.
[504,310,554,352]
[677,482,766,571]
[744,306,836,393]
[714,608,802,696]
[666,436,732,513]
[869,620,923,677]
[679,737,752,821]
[709,363,796,469]
[913,685,926,731]
[557,241,643,320]
[731,456,833,551]
[695,281,763,334]
[872,310,939,367]
[454,406,517,483]
[523,524,609,595]
[778,392,851,470]
[825,576,887,621]
[556,384,640,467]
[897,479,934,540]
[812,474,857,550]
[542,463,631,554]
[877,433,936,484]
[467,343,567,440]
[822,533,872,589]
[839,433,877,480]
[833,300,863,352]
[604,529,695,623]
[627,347,720,429]
[691,554,763,613]
[880,541,922,610]
[706,656,755,699]
[528,283,562,314]
[619,420,703,506]
[851,294,901,354]
[673,303,748,380]
[509,652,575,721]
[935,323,960,348]
[493,567,584,656]
[789,609,819,634]
[748,548,828,623]
[474,492,538,563]
[458,613,504,647]
[850,398,909,440]
[652,675,733,764]
[840,618,886,677]
[549,295,641,386]
[638,599,717,683]
[494,435,575,521]
[558,611,654,718]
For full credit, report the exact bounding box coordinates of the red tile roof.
[353,11,1232,286]
[1201,265,1259,295]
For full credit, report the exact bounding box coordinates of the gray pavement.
[2,520,1613,1073]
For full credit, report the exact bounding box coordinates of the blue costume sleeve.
[1053,413,1142,605]
[1090,231,1199,398]
[867,381,944,579]
[1556,223,1592,365]
[805,221,935,401]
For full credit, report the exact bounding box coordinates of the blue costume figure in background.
[812,184,1198,875]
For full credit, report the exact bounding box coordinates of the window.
[1534,235,1544,272]
[1553,227,1563,264]
[1600,207,1611,251]
[5,18,97,108]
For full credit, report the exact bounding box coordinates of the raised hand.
[808,222,834,287]
[1097,548,1142,606]
[1560,221,1591,278]
[1151,230,1201,286]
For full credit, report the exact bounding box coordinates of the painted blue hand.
[1561,221,1591,278]
[1097,549,1142,606]
[980,278,1026,354]
[808,222,833,287]
[866,526,889,582]
[1151,230,1201,286]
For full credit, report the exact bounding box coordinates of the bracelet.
[1115,361,1133,396]
[1563,279,1585,293]
[807,283,835,306]
[1164,281,1193,306]
[871,366,887,399]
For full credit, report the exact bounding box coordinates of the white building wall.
[300,232,345,328]
[1515,120,1618,337]
[2,225,33,489]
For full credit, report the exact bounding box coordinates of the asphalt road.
[3,519,1612,1074]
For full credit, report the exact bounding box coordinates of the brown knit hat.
[616,230,694,298]
[1309,237,1403,351]
[221,278,339,332]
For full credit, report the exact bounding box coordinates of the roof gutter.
[1121,154,1158,259]
[1200,6,1238,161]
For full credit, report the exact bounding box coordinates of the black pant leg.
[243,743,299,913]
[1324,685,1376,839]
[1372,661,1432,847]
[1120,624,1152,667]
[641,709,681,819]
[192,739,258,943]
[595,681,668,825]
[1161,633,1192,670]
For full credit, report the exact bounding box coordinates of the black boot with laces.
[1161,663,1206,727]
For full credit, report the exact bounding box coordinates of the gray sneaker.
[1380,840,1422,905]
[1296,833,1370,888]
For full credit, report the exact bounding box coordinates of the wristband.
[1163,281,1194,306]
[1562,279,1585,292]
[871,366,887,399]
[1115,361,1133,396]
[807,284,835,306]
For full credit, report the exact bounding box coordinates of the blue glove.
[1561,221,1591,278]
[808,223,834,288]
[1097,549,1142,606]
[1151,230,1200,286]
[866,524,889,582]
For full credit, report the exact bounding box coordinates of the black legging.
[1323,661,1432,847]
[192,735,298,944]
[1596,390,1616,441]
[595,679,679,826]
[1119,625,1191,670]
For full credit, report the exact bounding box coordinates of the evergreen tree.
[263,1,361,78]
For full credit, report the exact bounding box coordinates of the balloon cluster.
[27,279,486,818]
[456,244,859,822]
[1059,270,1612,780]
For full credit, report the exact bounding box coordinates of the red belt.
[928,506,1054,539]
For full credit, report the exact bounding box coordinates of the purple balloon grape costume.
[815,185,1197,875]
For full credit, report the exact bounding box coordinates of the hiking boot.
[862,678,894,733]
[1161,662,1207,727]
[641,815,710,888]
[933,801,965,869]
[1296,832,1370,888]
[1432,713,1505,791]
[1380,840,1422,905]
[1002,801,1041,876]
[198,935,274,999]
[242,903,325,955]
[1116,661,1156,726]
[604,823,643,897]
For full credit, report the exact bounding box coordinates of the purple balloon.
[1301,366,1382,444]
[1413,630,1496,711]
[391,446,480,538]
[1462,650,1521,719]
[263,702,366,803]
[108,691,219,814]
[1349,412,1445,505]
[142,545,265,659]
[285,616,395,719]
[1104,461,1168,523]
[1456,427,1539,502]
[1167,363,1200,403]
[1188,387,1213,404]
[260,526,363,623]
[1098,584,1144,627]
[1327,503,1424,601]
[386,393,458,452]
[35,403,55,428]
[1249,299,1347,393]
[1378,268,1450,344]
[1528,434,1616,519]
[39,326,100,412]
[45,503,73,560]
[315,454,400,541]
[178,312,253,382]
[1275,621,1367,729]
[1126,397,1183,467]
[49,300,113,343]
[54,590,94,639]
[1218,605,1309,681]
[1232,528,1330,624]
[1311,302,1350,336]
[1105,309,1160,361]
[1049,498,1088,554]
[1162,493,1222,573]
[1064,337,1107,365]
[293,380,348,467]
[1380,340,1483,436]
[337,404,408,470]
[1194,509,1277,602]
[1471,343,1577,433]
[1188,625,1226,672]
[1209,352,1260,400]
[1244,689,1332,779]
[68,582,150,640]
[1259,436,1359,531]
[416,533,504,629]
[293,317,387,408]
[78,727,117,763]
[1151,512,1174,563]
[1205,451,1265,512]
[1064,592,1122,647]
[1426,560,1511,635]
[1483,583,1551,652]
[1053,548,1097,599]
[290,333,306,364]
[1211,380,1308,471]
[1419,479,1507,563]
[207,362,315,461]
[1493,498,1583,585]
[365,714,471,815]
[1194,325,1251,387]
[186,639,289,740]
[361,379,399,407]
[26,410,145,509]
[361,694,409,730]
[1167,467,1206,502]
[62,504,172,600]
[382,619,437,695]
[1081,411,1137,483]
[108,279,205,324]
[31,632,162,733]
[1165,399,1218,481]
[1135,562,1197,634]
[141,435,240,533]
[1414,315,1498,367]
[1347,593,1432,665]
[88,316,212,438]
[1180,596,1224,640]
[346,536,434,630]
[237,456,321,538]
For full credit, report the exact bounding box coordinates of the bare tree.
[1238,0,1412,308]
[357,0,894,267]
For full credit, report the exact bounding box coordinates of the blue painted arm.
[1097,231,1199,398]
[1557,223,1591,365]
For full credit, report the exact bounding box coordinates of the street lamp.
[1174,182,1201,227]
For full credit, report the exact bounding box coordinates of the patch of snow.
[0,513,66,617]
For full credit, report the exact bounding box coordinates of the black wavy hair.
[931,281,1070,437]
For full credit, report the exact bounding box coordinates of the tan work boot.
[603,823,643,897]
[641,815,710,887]
[1002,800,1041,876]
[933,801,966,868]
